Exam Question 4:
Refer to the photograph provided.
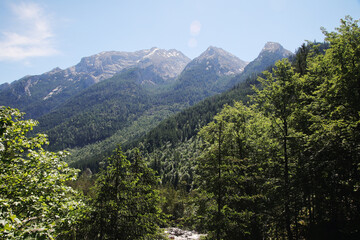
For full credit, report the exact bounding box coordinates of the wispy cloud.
[0,2,58,61]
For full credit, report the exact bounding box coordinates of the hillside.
[0,48,190,119]
[67,43,293,170]
[0,42,293,168]
[35,69,153,150]
[32,46,251,150]
[2,13,359,240]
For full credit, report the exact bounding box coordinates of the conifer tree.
[89,147,164,239]
[196,102,275,239]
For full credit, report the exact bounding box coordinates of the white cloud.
[0,2,58,61]
[190,20,201,36]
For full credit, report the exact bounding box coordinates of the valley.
[2,16,360,239]
[0,42,292,169]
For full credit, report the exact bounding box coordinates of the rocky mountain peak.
[47,67,63,74]
[73,48,190,82]
[186,46,248,76]
[137,48,191,81]
[236,42,293,80]
[261,42,292,56]
[199,46,234,60]
[142,47,187,60]
[0,47,191,119]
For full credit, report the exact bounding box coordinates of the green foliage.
[87,147,165,239]
[68,103,188,171]
[292,41,329,76]
[144,138,201,191]
[3,15,359,240]
[196,102,276,239]
[67,168,96,197]
[194,16,360,239]
[0,107,85,239]
[254,58,300,121]
[137,77,256,153]
[164,61,232,105]
[299,16,360,238]
[69,73,257,172]
[253,58,301,239]
[36,70,153,151]
[158,186,193,226]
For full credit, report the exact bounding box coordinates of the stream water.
[164,227,206,240]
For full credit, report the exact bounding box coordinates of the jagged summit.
[0,47,191,119]
[237,42,293,78]
[73,48,191,82]
[47,67,62,74]
[199,46,231,58]
[197,46,243,61]
[261,42,293,56]
[185,46,248,76]
[0,43,292,120]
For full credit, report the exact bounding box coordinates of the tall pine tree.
[88,147,164,239]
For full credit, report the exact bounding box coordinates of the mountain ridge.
[33,42,293,168]
[0,43,293,142]
[0,47,191,118]
[225,41,294,88]
[184,46,248,76]
[73,47,191,83]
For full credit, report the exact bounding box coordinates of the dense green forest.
[1,16,359,239]
[30,40,289,164]
[33,60,236,152]
[63,47,284,170]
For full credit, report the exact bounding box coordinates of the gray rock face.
[238,42,294,77]
[0,82,10,91]
[185,46,248,76]
[0,48,190,118]
[73,47,191,83]
[260,42,293,56]
[5,47,191,98]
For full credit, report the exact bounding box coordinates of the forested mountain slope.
[226,41,293,88]
[0,42,292,168]
[121,41,330,193]
[34,46,247,150]
[69,43,293,170]
[35,69,154,150]
[2,16,359,240]
[0,48,190,119]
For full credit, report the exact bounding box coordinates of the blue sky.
[0,0,360,84]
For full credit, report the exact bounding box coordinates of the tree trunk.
[284,120,293,240]
[216,122,223,240]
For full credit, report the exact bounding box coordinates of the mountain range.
[0,42,293,167]
[0,47,190,119]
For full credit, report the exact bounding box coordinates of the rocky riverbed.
[164,228,206,240]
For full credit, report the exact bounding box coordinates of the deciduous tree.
[0,107,85,239]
